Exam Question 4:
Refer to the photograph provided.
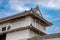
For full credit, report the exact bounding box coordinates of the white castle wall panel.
[6,29,29,40]
[0,16,32,33]
[32,20,45,32]
[6,29,39,40]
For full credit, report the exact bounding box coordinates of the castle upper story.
[0,6,52,35]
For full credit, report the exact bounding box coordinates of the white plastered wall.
[0,16,32,33]
[6,29,39,40]
[29,29,39,38]
[6,29,29,40]
[0,16,45,34]
[32,20,45,32]
[10,16,32,30]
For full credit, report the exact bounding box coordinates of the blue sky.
[0,0,60,34]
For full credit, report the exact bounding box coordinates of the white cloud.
[36,0,60,9]
[8,0,30,12]
[43,14,52,19]
[42,13,53,22]
[0,12,10,18]
[0,0,3,6]
[0,10,18,19]
[0,0,60,18]
[53,18,60,20]
[8,0,60,10]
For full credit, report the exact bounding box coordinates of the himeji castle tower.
[0,6,52,40]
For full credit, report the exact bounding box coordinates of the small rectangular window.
[7,26,11,30]
[2,27,6,31]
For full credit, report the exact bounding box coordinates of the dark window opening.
[2,27,6,31]
[0,34,6,40]
[7,26,11,30]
